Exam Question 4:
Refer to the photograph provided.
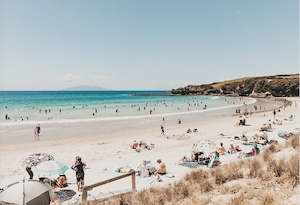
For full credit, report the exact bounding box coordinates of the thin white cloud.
[60,73,110,85]
[89,74,110,82]
[63,73,81,82]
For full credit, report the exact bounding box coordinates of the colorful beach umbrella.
[32,161,68,176]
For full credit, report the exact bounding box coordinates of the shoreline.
[0,97,256,127]
[0,97,298,202]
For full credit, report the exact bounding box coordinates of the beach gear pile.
[23,153,54,167]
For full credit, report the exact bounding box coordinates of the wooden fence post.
[82,188,88,205]
[131,171,136,192]
[81,171,136,203]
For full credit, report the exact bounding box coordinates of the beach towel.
[54,189,76,202]
[178,161,200,168]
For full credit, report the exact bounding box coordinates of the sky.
[0,0,298,90]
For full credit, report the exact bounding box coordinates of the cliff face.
[171,74,299,97]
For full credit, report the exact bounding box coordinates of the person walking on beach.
[34,124,41,141]
[161,125,165,135]
[72,156,86,191]
[273,109,276,119]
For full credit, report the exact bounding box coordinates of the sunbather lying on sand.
[241,133,248,141]
[259,132,268,140]
[273,119,283,125]
[181,151,204,162]
[228,144,241,153]
[139,141,154,150]
[56,174,68,188]
[260,123,272,131]
[130,140,139,149]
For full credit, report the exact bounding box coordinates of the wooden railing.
[82,171,136,205]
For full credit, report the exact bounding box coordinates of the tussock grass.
[96,135,299,205]
[259,192,275,205]
[229,194,246,205]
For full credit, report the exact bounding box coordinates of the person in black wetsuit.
[26,165,34,179]
[72,156,86,191]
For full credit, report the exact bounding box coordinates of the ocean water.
[0,91,250,125]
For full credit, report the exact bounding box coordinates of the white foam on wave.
[0,98,256,127]
[211,96,220,99]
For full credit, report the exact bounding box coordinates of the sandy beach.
[0,97,299,203]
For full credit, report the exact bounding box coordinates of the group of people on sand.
[27,156,86,192]
[181,151,204,162]
[218,142,241,155]
[138,159,167,178]
[130,140,154,151]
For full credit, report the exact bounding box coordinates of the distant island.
[171,74,299,97]
[63,85,106,91]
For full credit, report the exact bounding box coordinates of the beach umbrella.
[22,153,54,167]
[32,161,68,176]
[0,180,52,205]
[192,140,216,154]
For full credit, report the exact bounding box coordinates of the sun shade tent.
[32,160,68,176]
[192,140,216,156]
[0,180,52,205]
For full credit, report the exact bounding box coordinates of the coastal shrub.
[218,185,230,194]
[262,148,272,162]
[184,169,209,182]
[267,144,278,153]
[96,132,300,205]
[229,194,246,205]
[286,154,299,187]
[259,192,275,205]
[199,179,214,193]
[286,134,299,150]
[173,181,190,200]
[248,158,262,178]
[226,162,244,180]
[212,167,227,185]
[268,159,285,178]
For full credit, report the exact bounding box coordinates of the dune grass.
[93,135,299,205]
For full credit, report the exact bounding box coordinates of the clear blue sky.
[0,0,298,90]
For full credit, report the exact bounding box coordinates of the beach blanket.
[54,189,76,201]
[178,161,201,168]
[0,202,18,205]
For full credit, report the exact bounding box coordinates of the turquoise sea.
[0,91,245,124]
